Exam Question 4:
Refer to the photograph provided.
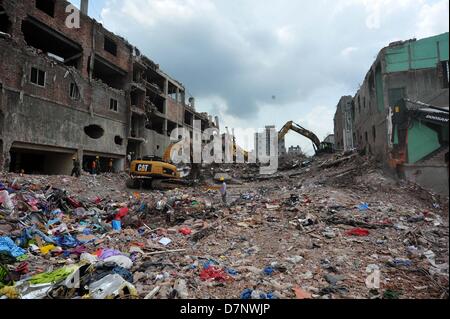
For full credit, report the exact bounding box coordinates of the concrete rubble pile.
[0,153,448,299]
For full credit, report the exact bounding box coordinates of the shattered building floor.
[0,154,448,299]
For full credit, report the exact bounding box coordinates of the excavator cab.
[317,142,334,154]
[127,158,184,189]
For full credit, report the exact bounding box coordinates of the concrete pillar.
[0,140,3,172]
[77,148,84,171]
[77,148,83,161]
[164,79,169,96]
[163,119,168,136]
[80,0,89,16]
[214,116,220,130]
[163,79,169,115]
[1,140,12,172]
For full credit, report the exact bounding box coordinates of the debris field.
[0,153,448,299]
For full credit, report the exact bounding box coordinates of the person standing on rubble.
[220,177,227,205]
[190,163,201,181]
[108,158,114,173]
[91,157,98,175]
[71,157,81,177]
[126,153,133,171]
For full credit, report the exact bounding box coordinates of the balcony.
[144,80,164,96]
[131,105,146,116]
[131,82,146,93]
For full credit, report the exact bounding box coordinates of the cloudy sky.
[71,0,449,154]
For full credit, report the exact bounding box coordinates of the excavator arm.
[162,143,175,163]
[278,121,322,152]
[232,137,249,160]
[164,135,250,164]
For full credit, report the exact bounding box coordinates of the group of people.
[71,156,114,178]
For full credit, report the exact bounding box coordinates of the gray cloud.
[97,0,449,153]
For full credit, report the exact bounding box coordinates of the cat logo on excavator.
[126,154,189,190]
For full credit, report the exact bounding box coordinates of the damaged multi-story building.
[333,32,449,195]
[333,96,355,152]
[0,0,218,175]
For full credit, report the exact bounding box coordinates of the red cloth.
[115,207,129,220]
[179,227,192,235]
[199,266,230,282]
[67,197,82,208]
[95,248,103,257]
[16,262,29,274]
[346,228,370,236]
[380,219,392,225]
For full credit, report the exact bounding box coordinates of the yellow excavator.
[127,135,249,189]
[126,155,188,189]
[278,121,333,154]
[161,134,249,163]
[126,122,329,189]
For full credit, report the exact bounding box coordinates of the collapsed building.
[333,32,449,196]
[0,0,218,175]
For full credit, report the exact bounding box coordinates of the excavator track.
[127,177,191,190]
[151,178,192,190]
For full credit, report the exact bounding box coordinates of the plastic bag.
[88,274,137,299]
[103,255,133,269]
[0,190,14,210]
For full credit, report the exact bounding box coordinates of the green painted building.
[385,33,449,73]
[345,32,449,195]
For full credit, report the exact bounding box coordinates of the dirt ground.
[0,153,448,299]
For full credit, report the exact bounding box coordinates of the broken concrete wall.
[93,26,132,76]
[333,96,353,151]
[0,41,89,111]
[352,59,389,163]
[2,0,93,78]
[91,82,127,121]
[166,97,183,124]
[403,164,448,197]
[384,69,447,106]
[0,38,127,172]
[141,130,171,158]
[2,88,127,155]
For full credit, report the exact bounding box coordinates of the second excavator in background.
[126,122,331,189]
[278,121,333,154]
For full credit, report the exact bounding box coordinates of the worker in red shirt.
[91,157,99,175]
